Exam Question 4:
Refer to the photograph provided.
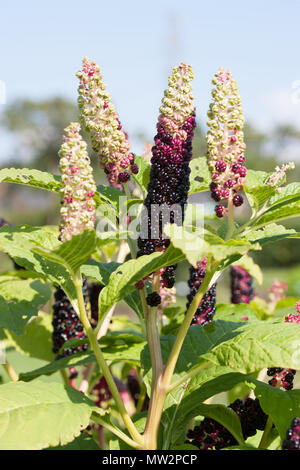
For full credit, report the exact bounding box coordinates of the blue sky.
[1,0,300,160]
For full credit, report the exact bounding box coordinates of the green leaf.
[33,229,96,277]
[214,303,259,322]
[0,279,51,335]
[81,260,145,319]
[132,155,151,194]
[0,167,62,193]
[19,340,145,382]
[244,223,297,245]
[0,225,76,299]
[0,167,122,211]
[269,182,300,207]
[188,157,211,194]
[5,311,54,361]
[96,184,124,212]
[249,380,300,441]
[0,380,102,450]
[243,170,276,211]
[81,260,120,285]
[252,199,300,228]
[98,245,184,319]
[203,321,300,373]
[164,223,260,267]
[48,433,99,450]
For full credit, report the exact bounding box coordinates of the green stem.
[2,362,18,382]
[60,368,70,386]
[73,273,143,447]
[91,413,143,450]
[258,414,273,449]
[135,380,147,414]
[225,199,235,240]
[163,262,217,388]
[167,361,211,393]
[143,261,218,449]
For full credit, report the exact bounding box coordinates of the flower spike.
[59,122,96,243]
[77,57,138,186]
[206,67,246,217]
[137,62,196,288]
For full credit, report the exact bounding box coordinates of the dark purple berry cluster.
[146,292,161,307]
[186,257,217,325]
[282,418,300,450]
[137,115,196,289]
[230,265,254,304]
[52,283,89,357]
[186,398,267,450]
[267,367,296,390]
[137,63,196,290]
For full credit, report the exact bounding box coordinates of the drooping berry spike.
[282,418,300,450]
[206,68,246,218]
[186,398,267,450]
[137,63,196,288]
[59,122,96,242]
[267,302,300,390]
[77,57,138,186]
[52,123,97,358]
[52,285,89,357]
[230,265,254,304]
[186,258,217,325]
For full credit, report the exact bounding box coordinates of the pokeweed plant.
[0,59,300,452]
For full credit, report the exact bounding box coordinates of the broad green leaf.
[203,322,300,373]
[33,230,97,277]
[48,433,99,450]
[96,184,124,212]
[243,170,276,211]
[0,279,51,335]
[188,157,211,194]
[81,260,120,284]
[81,260,145,319]
[252,199,300,228]
[214,303,259,322]
[19,340,145,382]
[0,380,102,450]
[244,223,297,245]
[0,167,62,193]
[164,223,260,267]
[5,311,54,361]
[132,155,151,194]
[249,380,300,441]
[269,182,300,207]
[0,225,75,299]
[98,245,184,319]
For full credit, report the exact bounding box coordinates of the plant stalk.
[143,261,218,449]
[73,273,143,447]
[3,362,18,382]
